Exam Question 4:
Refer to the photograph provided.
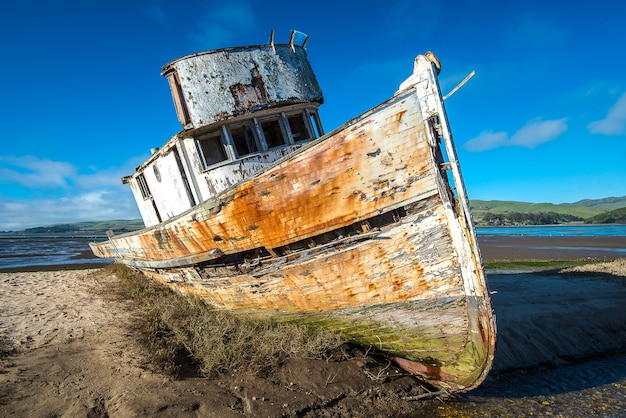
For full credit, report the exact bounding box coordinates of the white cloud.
[463,131,508,152]
[0,156,76,188]
[0,191,140,231]
[463,118,568,152]
[0,155,143,231]
[588,92,626,136]
[510,118,568,148]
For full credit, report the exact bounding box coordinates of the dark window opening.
[230,123,258,157]
[197,131,228,168]
[261,118,286,148]
[136,173,152,199]
[287,113,311,142]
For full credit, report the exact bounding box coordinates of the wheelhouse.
[121,35,324,228]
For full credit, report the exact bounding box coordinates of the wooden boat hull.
[141,195,492,390]
[91,53,496,391]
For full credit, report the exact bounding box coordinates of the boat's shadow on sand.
[474,270,626,397]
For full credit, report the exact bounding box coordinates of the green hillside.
[571,196,626,212]
[470,196,626,219]
[585,207,626,224]
[470,200,603,219]
[23,219,145,234]
[470,196,626,226]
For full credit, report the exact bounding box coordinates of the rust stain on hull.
[93,93,433,264]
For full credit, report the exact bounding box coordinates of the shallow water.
[476,224,626,237]
[0,234,112,269]
[432,352,626,417]
[425,270,626,417]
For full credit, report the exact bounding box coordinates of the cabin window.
[260,118,286,148]
[230,122,258,157]
[309,111,323,138]
[197,130,228,169]
[287,113,311,142]
[136,173,152,199]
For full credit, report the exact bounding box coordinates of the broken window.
[197,130,228,169]
[260,117,286,148]
[230,122,258,157]
[287,113,311,142]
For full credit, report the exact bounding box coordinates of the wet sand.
[478,235,626,261]
[1,239,625,416]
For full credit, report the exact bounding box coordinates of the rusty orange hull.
[91,53,496,391]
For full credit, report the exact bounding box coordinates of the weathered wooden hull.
[91,53,496,391]
[141,195,492,390]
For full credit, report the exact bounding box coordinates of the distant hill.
[584,207,626,224]
[22,219,145,234]
[570,196,626,211]
[470,196,626,226]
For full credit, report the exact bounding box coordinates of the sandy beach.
[1,238,625,416]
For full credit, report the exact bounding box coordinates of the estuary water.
[476,224,626,237]
[0,233,112,270]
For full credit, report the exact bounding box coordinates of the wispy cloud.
[0,192,140,231]
[588,92,626,136]
[189,1,256,49]
[0,156,76,189]
[510,118,569,147]
[0,155,142,230]
[464,117,568,152]
[462,131,508,152]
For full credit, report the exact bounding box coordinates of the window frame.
[191,106,322,172]
[285,111,312,143]
[258,116,288,149]
[229,121,259,158]
[195,129,229,170]
[136,172,152,200]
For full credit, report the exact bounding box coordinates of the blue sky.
[1,0,625,230]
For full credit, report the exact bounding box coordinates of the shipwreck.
[91,30,496,391]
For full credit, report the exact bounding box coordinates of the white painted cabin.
[123,33,324,227]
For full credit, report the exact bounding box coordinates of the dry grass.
[484,258,613,271]
[104,263,346,377]
[559,258,626,276]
